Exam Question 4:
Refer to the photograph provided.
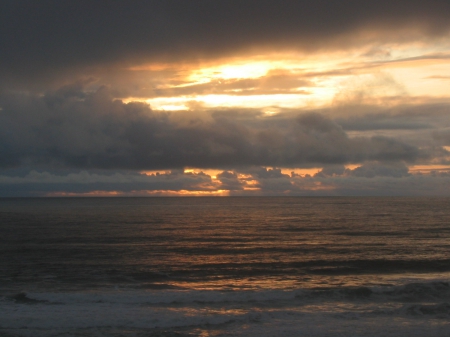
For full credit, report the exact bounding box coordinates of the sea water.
[1,197,450,336]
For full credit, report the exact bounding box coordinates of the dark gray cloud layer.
[0,169,214,196]
[1,0,450,88]
[2,164,450,197]
[0,86,423,171]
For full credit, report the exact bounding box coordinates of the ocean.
[1,197,450,336]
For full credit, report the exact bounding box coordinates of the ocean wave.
[402,303,450,318]
[3,280,450,307]
[3,281,450,337]
[298,281,450,302]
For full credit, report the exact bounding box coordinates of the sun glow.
[46,191,123,197]
[120,44,450,112]
[184,168,224,181]
[189,61,275,81]
[280,168,322,177]
[46,189,231,197]
[142,189,230,196]
[409,165,450,173]
[141,93,319,110]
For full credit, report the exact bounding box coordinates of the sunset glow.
[6,4,450,337]
[2,2,450,196]
[119,45,450,113]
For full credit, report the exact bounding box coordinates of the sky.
[1,0,450,197]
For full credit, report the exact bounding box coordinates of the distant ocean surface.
[1,197,450,337]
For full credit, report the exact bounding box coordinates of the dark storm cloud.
[250,167,289,179]
[323,101,450,150]
[0,170,215,197]
[314,165,347,177]
[1,0,450,88]
[346,162,410,178]
[335,114,432,131]
[217,171,244,190]
[227,163,450,196]
[287,163,450,196]
[0,86,422,170]
[290,174,450,196]
[433,130,450,146]
[314,162,410,179]
[2,163,450,197]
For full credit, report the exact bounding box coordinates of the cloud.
[331,72,408,107]
[373,53,450,65]
[217,171,244,190]
[264,163,450,196]
[336,114,432,131]
[0,169,217,197]
[427,76,450,80]
[1,1,450,90]
[2,162,450,197]
[314,165,347,177]
[1,2,449,197]
[346,161,410,178]
[433,130,450,145]
[0,86,427,171]
[148,71,313,98]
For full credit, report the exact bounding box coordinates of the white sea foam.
[2,301,450,337]
[2,282,450,337]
